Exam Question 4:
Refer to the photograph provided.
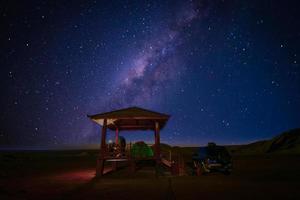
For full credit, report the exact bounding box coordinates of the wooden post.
[128,142,135,175]
[115,127,119,144]
[129,142,132,159]
[96,119,107,177]
[112,161,117,171]
[154,121,160,163]
[154,121,161,176]
[112,127,119,171]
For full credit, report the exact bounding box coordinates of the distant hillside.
[159,129,300,157]
[228,129,300,155]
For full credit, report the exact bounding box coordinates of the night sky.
[1,0,300,148]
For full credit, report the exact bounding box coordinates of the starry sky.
[1,0,300,148]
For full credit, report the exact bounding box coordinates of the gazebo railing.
[101,143,130,160]
[101,143,158,160]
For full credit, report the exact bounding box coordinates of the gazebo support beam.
[115,127,119,144]
[154,121,161,163]
[96,118,107,177]
[112,127,119,171]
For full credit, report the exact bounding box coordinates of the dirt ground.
[1,152,300,200]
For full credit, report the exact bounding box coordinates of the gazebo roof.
[87,107,170,131]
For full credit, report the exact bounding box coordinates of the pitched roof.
[87,107,170,131]
[88,106,170,119]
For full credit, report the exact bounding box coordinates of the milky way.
[101,1,210,109]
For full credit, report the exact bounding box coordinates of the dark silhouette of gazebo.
[88,107,170,177]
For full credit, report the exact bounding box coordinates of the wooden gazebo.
[88,107,170,177]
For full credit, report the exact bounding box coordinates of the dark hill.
[267,129,300,153]
[228,129,300,155]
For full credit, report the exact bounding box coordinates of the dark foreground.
[1,151,300,200]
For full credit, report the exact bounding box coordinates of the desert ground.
[1,149,300,200]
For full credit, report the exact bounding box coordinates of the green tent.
[131,141,154,158]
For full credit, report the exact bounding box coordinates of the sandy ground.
[1,153,300,200]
